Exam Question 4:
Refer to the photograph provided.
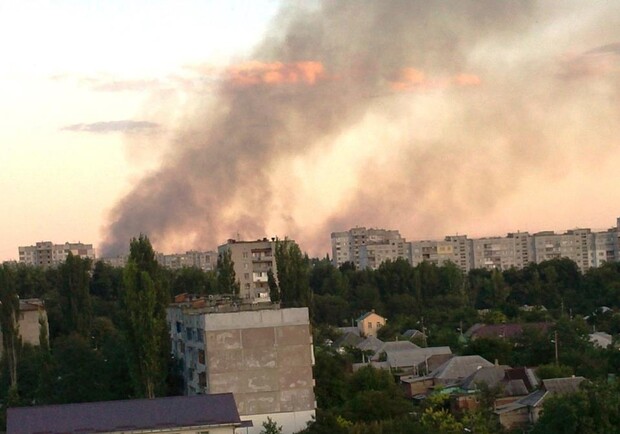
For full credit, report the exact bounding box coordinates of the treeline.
[2,240,620,432]
[0,236,184,428]
[309,259,620,333]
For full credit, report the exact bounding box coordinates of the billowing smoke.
[101,1,620,256]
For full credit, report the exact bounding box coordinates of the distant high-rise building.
[470,232,533,271]
[156,250,218,271]
[218,238,279,301]
[18,241,95,268]
[410,235,472,272]
[408,217,620,273]
[331,227,409,269]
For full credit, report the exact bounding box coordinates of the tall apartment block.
[218,238,279,301]
[18,241,95,268]
[410,236,471,271]
[470,232,534,270]
[156,250,218,272]
[331,227,409,269]
[167,299,315,434]
[409,217,620,273]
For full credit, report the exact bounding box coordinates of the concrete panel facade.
[168,306,315,434]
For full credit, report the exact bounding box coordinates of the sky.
[1,1,620,261]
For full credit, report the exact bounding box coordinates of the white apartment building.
[410,235,471,272]
[156,250,218,271]
[18,241,95,268]
[592,229,617,267]
[408,217,620,273]
[471,232,533,271]
[218,238,279,301]
[331,227,409,269]
[167,300,315,434]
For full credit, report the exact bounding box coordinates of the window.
[368,322,372,329]
[377,322,382,328]
[198,349,205,364]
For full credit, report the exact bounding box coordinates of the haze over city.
[2,0,620,262]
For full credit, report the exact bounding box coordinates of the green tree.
[58,253,93,336]
[0,265,20,395]
[261,416,283,434]
[275,239,311,307]
[122,235,170,398]
[532,380,620,434]
[216,249,240,296]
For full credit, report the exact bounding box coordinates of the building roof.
[430,355,493,383]
[402,329,425,339]
[374,340,420,355]
[494,376,586,415]
[504,379,529,396]
[542,376,585,394]
[385,347,452,370]
[504,367,539,392]
[334,331,364,349]
[357,335,384,353]
[356,310,385,322]
[7,393,242,434]
[460,365,510,391]
[465,323,551,340]
[19,299,45,312]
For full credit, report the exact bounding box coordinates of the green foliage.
[532,380,620,434]
[0,265,20,389]
[216,249,240,296]
[122,235,170,398]
[343,366,412,422]
[536,363,574,380]
[58,253,92,336]
[261,416,283,434]
[275,239,311,307]
[463,337,513,365]
[169,266,216,296]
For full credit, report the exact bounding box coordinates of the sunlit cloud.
[225,61,327,87]
[62,120,160,134]
[389,68,481,91]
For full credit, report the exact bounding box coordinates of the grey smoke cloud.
[101,1,620,256]
[63,120,160,134]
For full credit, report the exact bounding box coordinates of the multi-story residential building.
[408,217,620,273]
[410,235,471,272]
[18,241,95,268]
[331,227,409,269]
[167,298,315,434]
[218,238,278,301]
[0,299,48,357]
[533,229,593,271]
[156,250,218,271]
[471,232,533,270]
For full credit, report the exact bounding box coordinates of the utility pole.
[554,330,559,365]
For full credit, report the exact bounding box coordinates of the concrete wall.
[205,321,315,416]
[236,410,316,434]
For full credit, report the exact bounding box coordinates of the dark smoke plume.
[101,1,620,256]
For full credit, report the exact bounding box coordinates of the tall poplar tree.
[0,265,20,396]
[122,235,169,398]
[58,253,92,336]
[275,239,311,307]
[216,250,240,296]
